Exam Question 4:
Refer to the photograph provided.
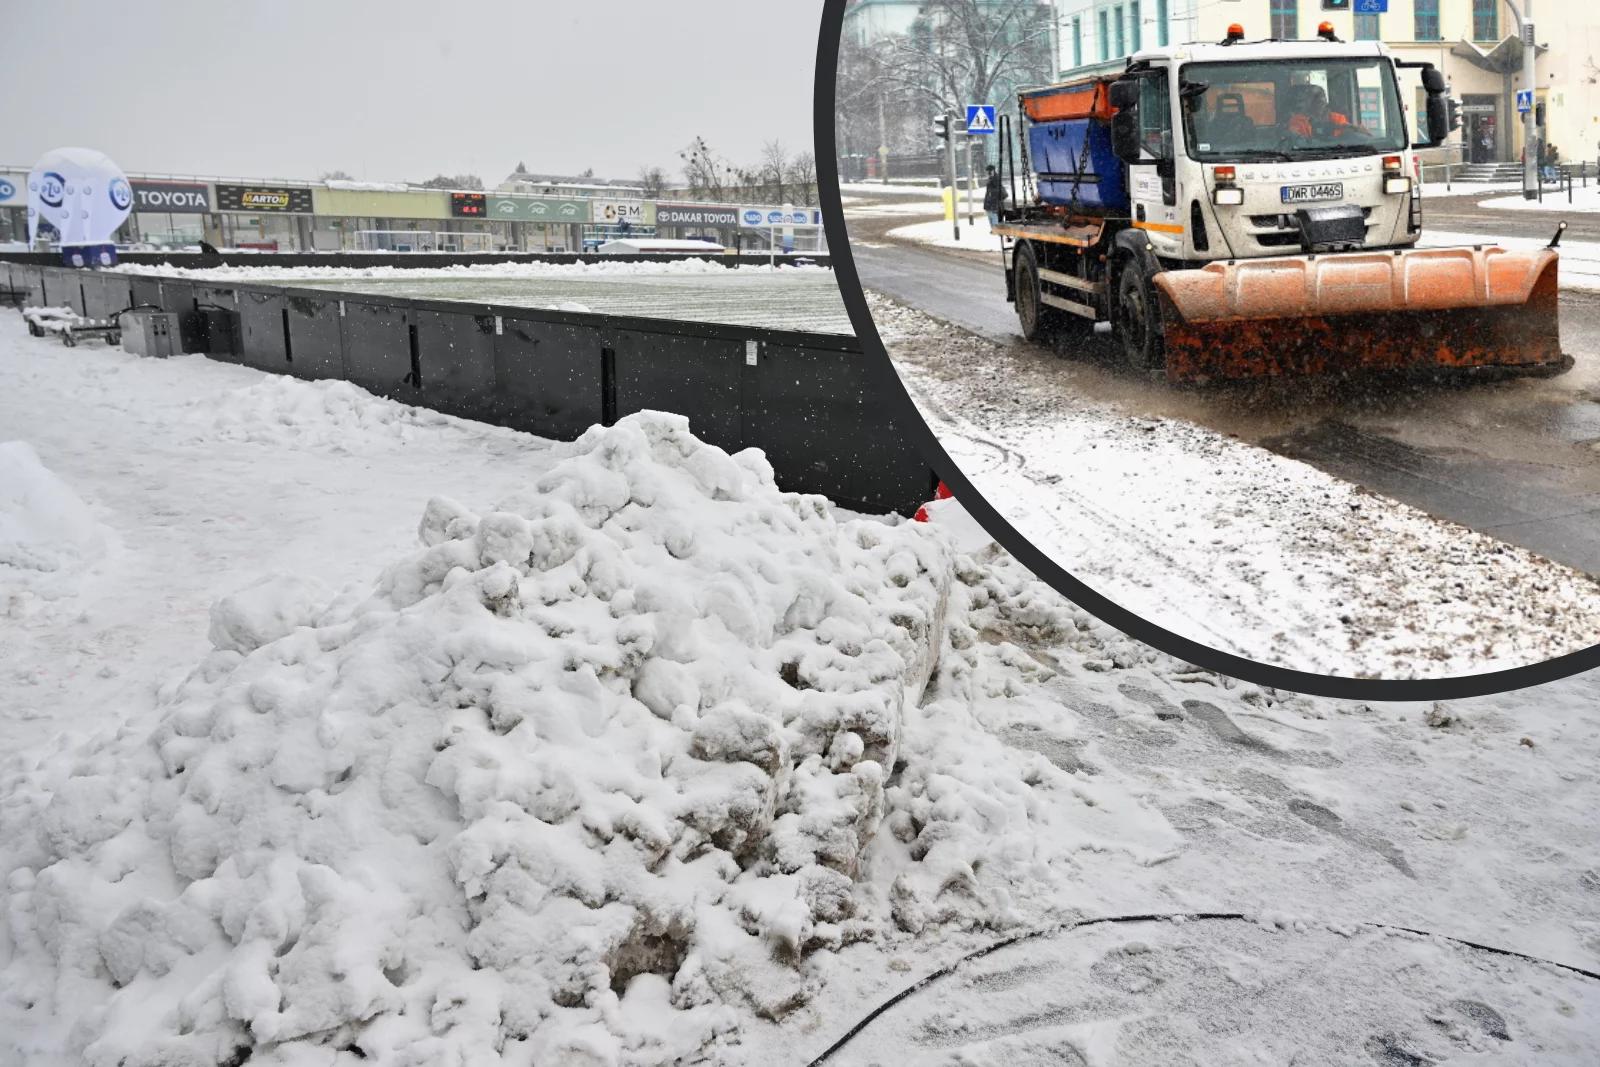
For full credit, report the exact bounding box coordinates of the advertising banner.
[215,183,314,213]
[739,206,822,227]
[487,196,588,223]
[589,199,655,226]
[27,147,133,249]
[656,203,741,227]
[0,174,25,207]
[131,180,212,214]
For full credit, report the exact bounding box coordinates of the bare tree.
[680,137,745,200]
[887,0,1053,118]
[836,0,1054,174]
[319,169,355,181]
[759,141,790,202]
[636,166,670,196]
[785,151,818,205]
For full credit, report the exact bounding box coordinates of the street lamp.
[1502,0,1537,197]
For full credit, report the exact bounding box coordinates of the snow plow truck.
[993,22,1569,382]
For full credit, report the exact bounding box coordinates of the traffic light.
[933,113,951,142]
[1447,97,1462,132]
[1321,0,1349,9]
[1535,101,1546,127]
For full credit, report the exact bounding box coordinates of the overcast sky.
[4,0,821,184]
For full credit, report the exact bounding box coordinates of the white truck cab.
[1113,27,1435,264]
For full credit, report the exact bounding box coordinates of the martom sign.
[215,183,314,213]
[130,180,211,214]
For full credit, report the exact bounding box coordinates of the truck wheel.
[1014,242,1064,344]
[1116,264,1165,371]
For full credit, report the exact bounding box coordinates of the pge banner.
[215,184,314,213]
[488,197,588,222]
[131,180,212,214]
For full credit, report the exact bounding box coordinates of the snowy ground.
[3,313,1599,1065]
[870,294,1600,679]
[110,260,852,335]
[1481,181,1600,214]
[838,182,945,197]
[887,215,1005,255]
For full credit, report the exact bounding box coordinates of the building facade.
[1049,0,1594,167]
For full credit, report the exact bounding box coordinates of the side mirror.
[1426,95,1450,145]
[1112,110,1142,163]
[1109,79,1140,111]
[1420,67,1446,94]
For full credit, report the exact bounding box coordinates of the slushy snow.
[4,307,1599,1066]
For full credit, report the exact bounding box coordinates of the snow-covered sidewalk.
[872,294,1600,678]
[887,214,1007,255]
[1480,179,1600,214]
[3,313,1599,1065]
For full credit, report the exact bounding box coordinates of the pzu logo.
[38,171,66,208]
[109,178,132,211]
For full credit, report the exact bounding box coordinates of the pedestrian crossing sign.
[965,104,997,135]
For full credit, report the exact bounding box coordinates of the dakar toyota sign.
[131,180,212,214]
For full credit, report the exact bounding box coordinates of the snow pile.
[0,441,110,596]
[0,412,957,1065]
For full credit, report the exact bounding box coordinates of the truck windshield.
[1180,57,1406,161]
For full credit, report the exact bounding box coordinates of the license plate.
[1281,182,1343,204]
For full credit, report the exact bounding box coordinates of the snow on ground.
[838,182,944,198]
[109,260,851,335]
[109,258,798,282]
[886,215,1005,255]
[870,293,1600,679]
[0,441,117,601]
[3,311,1599,1065]
[840,199,958,218]
[1480,180,1600,213]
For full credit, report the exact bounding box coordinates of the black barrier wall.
[1,262,933,514]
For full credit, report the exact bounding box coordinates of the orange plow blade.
[1152,246,1568,383]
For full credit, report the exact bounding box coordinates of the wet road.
[848,196,1600,576]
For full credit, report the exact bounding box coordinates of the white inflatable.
[27,147,133,265]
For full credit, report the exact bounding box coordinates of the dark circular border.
[812,0,1600,700]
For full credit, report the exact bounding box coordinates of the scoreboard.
[450,192,487,218]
